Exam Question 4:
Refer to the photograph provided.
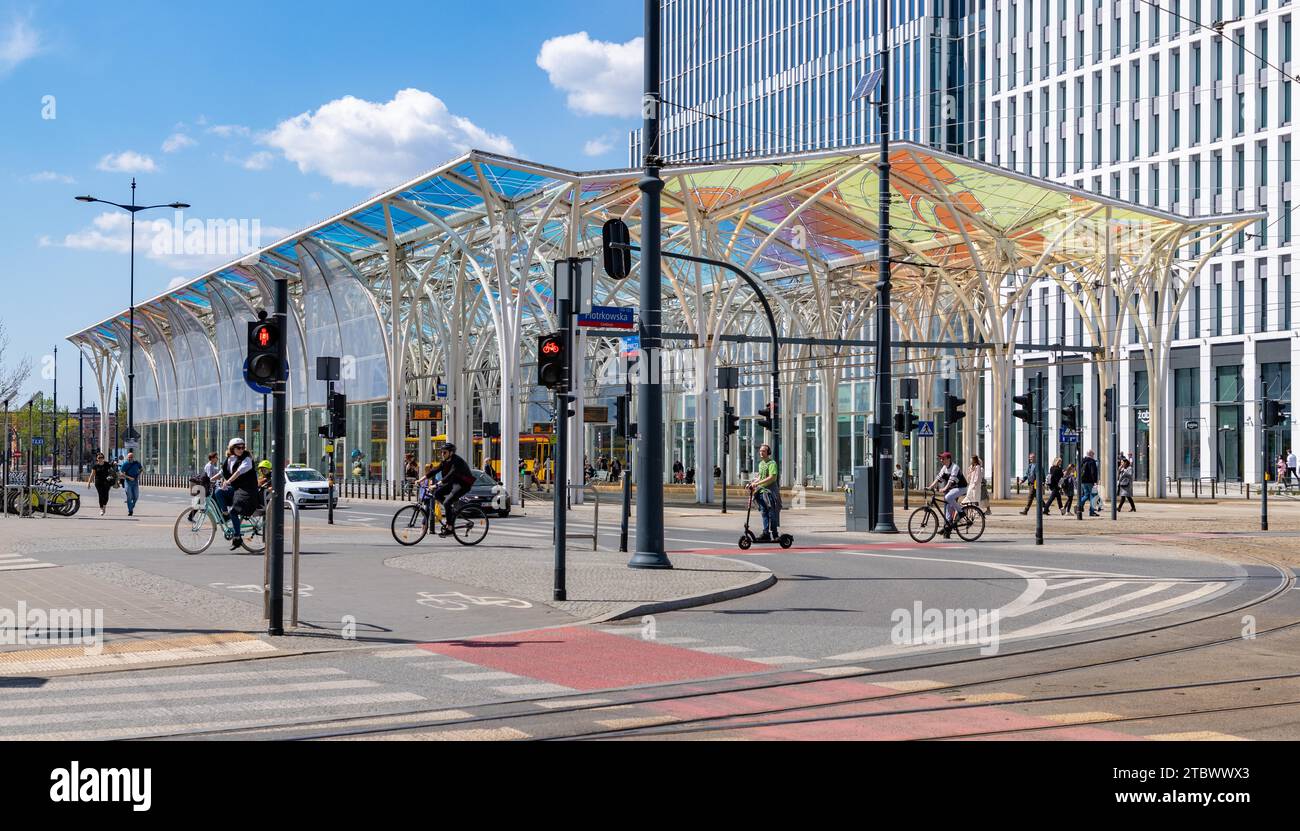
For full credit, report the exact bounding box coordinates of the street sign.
[316,356,340,382]
[717,366,740,390]
[577,305,635,329]
[31,437,44,446]
[554,258,593,314]
[1059,428,1080,444]
[436,383,447,399]
[916,420,935,437]
[621,335,640,357]
[899,377,919,400]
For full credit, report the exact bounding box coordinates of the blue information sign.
[1059,428,1080,444]
[916,420,935,437]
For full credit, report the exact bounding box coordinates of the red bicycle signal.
[541,340,561,355]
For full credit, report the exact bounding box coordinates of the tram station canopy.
[68,141,1263,498]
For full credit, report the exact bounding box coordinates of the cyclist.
[430,443,476,537]
[927,450,967,538]
[215,438,258,551]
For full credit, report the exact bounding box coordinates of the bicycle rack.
[565,484,599,550]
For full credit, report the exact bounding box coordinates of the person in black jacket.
[1019,453,1038,514]
[1046,457,1065,513]
[431,444,476,536]
[216,438,259,550]
[1079,449,1101,517]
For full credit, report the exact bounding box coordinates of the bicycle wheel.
[954,504,986,542]
[59,492,81,517]
[391,504,430,546]
[907,506,940,543]
[450,504,489,546]
[174,509,215,555]
[240,516,266,554]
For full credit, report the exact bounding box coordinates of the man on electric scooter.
[747,443,780,542]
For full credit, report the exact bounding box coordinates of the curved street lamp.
[75,179,190,453]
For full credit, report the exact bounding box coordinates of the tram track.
[130,554,1298,741]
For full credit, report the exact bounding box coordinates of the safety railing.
[262,499,304,628]
[565,484,599,550]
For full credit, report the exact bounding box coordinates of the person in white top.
[963,454,984,509]
[202,452,224,490]
[1287,449,1297,487]
[927,450,968,537]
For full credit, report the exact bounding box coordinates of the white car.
[284,467,337,509]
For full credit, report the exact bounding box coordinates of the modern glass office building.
[632,0,1298,486]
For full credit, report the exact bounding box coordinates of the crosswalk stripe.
[492,683,571,695]
[0,562,58,571]
[805,665,871,676]
[693,645,754,654]
[359,727,530,741]
[0,692,426,729]
[750,656,817,665]
[443,671,522,681]
[0,679,382,711]
[0,666,346,694]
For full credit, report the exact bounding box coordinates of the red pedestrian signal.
[538,332,566,389]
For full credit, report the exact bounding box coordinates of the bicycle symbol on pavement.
[415,591,533,611]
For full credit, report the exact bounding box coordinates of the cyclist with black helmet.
[430,444,475,537]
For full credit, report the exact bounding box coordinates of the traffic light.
[1103,387,1116,423]
[944,393,966,423]
[724,402,740,437]
[601,218,632,279]
[537,332,566,389]
[246,317,283,386]
[757,402,775,434]
[1012,391,1035,424]
[902,408,918,435]
[1263,398,1287,428]
[615,395,629,438]
[1061,404,1079,432]
[894,408,905,434]
[328,391,347,438]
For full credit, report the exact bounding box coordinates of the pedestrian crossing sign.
[916,420,935,437]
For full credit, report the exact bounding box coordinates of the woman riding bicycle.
[927,451,968,538]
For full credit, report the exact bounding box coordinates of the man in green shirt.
[748,443,780,541]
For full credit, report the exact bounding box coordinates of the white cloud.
[240,151,274,171]
[536,32,642,118]
[583,136,615,157]
[208,124,251,138]
[166,275,191,290]
[0,16,41,76]
[96,151,158,173]
[28,170,75,184]
[264,88,514,188]
[50,211,295,272]
[162,133,196,153]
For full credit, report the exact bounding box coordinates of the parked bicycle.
[4,474,80,517]
[907,488,985,543]
[390,485,488,546]
[173,486,266,555]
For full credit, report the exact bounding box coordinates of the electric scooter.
[737,485,794,550]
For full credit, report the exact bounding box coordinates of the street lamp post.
[870,0,898,533]
[76,181,189,456]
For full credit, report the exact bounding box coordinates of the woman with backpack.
[1046,457,1065,513]
[1060,463,1076,515]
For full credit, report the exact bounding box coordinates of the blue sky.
[0,0,642,402]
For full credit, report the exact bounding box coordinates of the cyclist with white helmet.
[215,438,259,551]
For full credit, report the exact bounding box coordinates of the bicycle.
[172,488,266,555]
[390,486,488,546]
[907,488,985,543]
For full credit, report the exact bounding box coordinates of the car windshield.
[473,470,497,487]
[286,469,324,482]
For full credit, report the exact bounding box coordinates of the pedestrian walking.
[1277,454,1288,489]
[119,450,142,516]
[1061,463,1076,514]
[1287,448,1297,488]
[962,454,986,512]
[1019,453,1038,514]
[84,452,117,516]
[1046,457,1064,513]
[1117,458,1136,512]
[1080,449,1101,516]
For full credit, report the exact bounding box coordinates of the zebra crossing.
[0,552,58,572]
[0,664,427,741]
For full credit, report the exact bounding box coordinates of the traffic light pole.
[327,380,335,526]
[903,399,912,511]
[1110,384,1118,522]
[1076,392,1085,521]
[554,265,573,600]
[268,279,288,636]
[631,0,671,570]
[1260,376,1268,532]
[870,0,898,534]
[619,387,631,552]
[1035,371,1045,546]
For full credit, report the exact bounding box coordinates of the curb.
[587,556,777,623]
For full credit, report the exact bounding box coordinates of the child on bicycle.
[927,451,968,538]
